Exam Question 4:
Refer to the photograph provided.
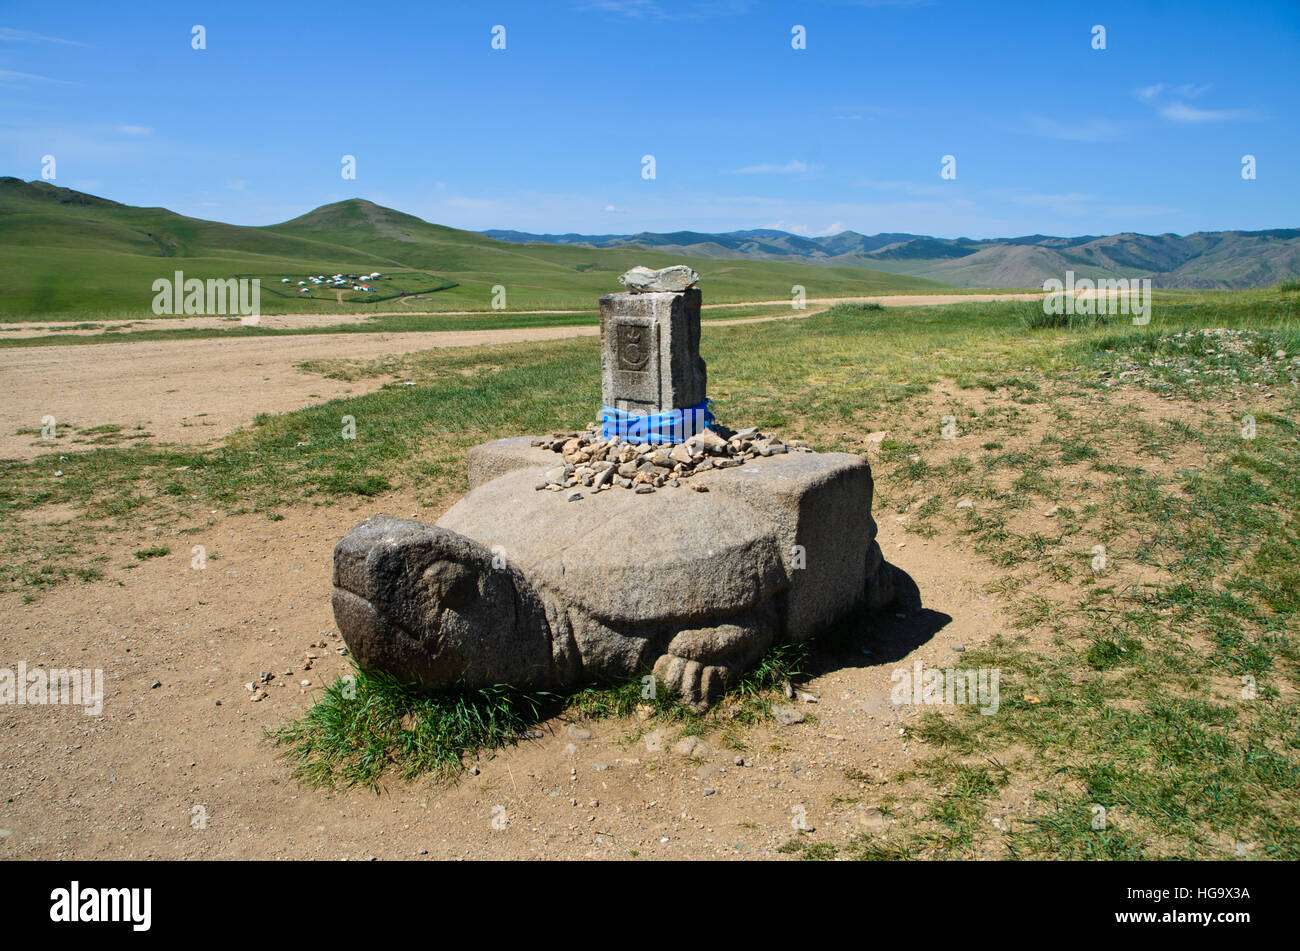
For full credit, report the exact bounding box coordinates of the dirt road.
[0,292,1046,338]
[1,326,603,459]
[0,293,1043,461]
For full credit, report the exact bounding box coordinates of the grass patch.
[272,669,553,790]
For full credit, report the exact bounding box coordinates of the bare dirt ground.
[0,294,1043,461]
[0,313,380,337]
[0,354,1226,861]
[0,326,599,459]
[0,482,1005,860]
[0,292,1046,338]
[0,292,1100,861]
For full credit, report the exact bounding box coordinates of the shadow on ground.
[806,562,951,675]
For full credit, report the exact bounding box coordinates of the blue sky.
[2,0,1297,238]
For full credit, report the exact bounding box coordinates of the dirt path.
[0,292,1046,338]
[0,326,599,459]
[0,293,1043,461]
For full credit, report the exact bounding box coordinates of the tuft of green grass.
[1019,300,1117,331]
[778,837,838,860]
[564,676,695,722]
[271,668,557,790]
[132,545,170,560]
[836,301,884,315]
[909,711,978,754]
[1085,635,1144,670]
[324,474,391,497]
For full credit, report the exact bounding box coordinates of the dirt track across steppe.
[0,293,1042,337]
[0,293,1043,460]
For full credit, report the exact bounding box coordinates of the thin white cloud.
[1018,116,1128,141]
[579,0,664,16]
[761,220,814,235]
[829,105,891,121]
[855,178,946,198]
[0,118,180,165]
[0,68,74,86]
[991,189,1180,221]
[1010,192,1095,216]
[0,27,89,47]
[1135,83,1252,123]
[577,0,753,19]
[115,124,152,135]
[1100,202,1180,218]
[828,0,932,6]
[1160,102,1254,123]
[732,160,810,175]
[407,186,1001,239]
[759,220,849,236]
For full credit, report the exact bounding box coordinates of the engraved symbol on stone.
[618,324,650,371]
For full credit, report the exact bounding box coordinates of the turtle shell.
[437,466,789,629]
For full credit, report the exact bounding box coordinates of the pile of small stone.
[531,423,811,496]
[1096,328,1299,396]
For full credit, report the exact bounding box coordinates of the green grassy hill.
[0,178,949,320]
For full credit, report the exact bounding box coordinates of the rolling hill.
[0,179,948,320]
[484,226,1300,290]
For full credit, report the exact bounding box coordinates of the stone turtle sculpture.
[332,437,896,708]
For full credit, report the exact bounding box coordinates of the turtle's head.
[331,517,553,688]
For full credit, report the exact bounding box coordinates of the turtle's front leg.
[651,605,777,711]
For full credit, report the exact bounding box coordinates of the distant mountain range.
[483,226,1300,290]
